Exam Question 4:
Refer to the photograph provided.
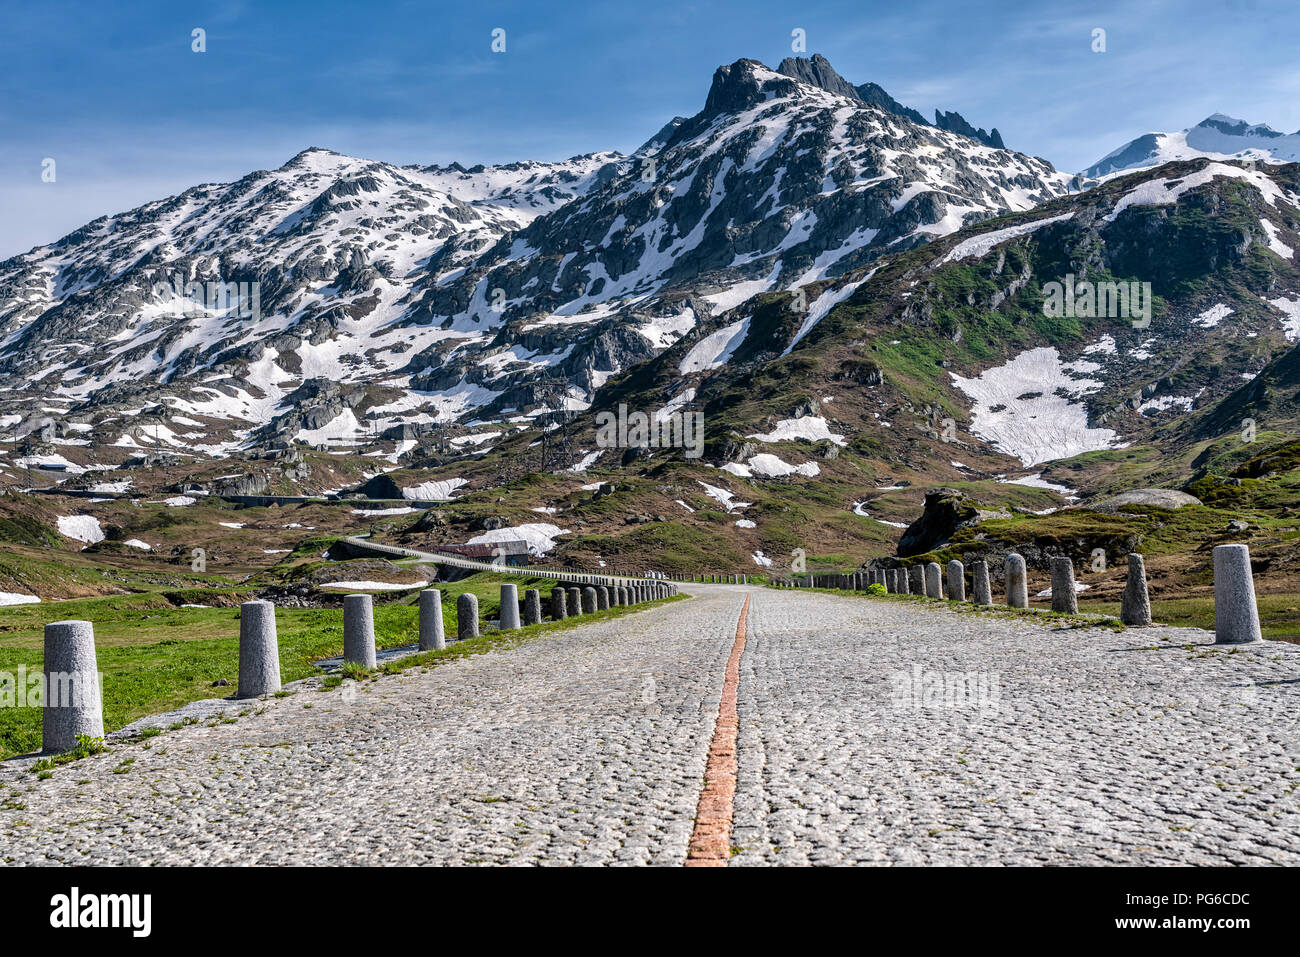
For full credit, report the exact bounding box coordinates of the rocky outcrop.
[1089,489,1203,513]
[897,487,989,557]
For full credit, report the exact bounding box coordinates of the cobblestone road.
[2,585,1296,865]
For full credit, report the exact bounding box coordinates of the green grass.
[0,572,667,759]
[1079,594,1300,642]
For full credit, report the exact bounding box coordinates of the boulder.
[1089,489,1202,513]
[897,488,993,557]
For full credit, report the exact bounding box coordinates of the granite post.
[237,600,281,698]
[343,594,377,668]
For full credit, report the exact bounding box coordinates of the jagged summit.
[775,52,863,101]
[774,53,1009,150]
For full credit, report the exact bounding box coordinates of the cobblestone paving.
[0,595,743,865]
[730,588,1300,865]
[3,585,1296,865]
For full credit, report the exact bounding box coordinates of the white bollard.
[924,562,942,599]
[946,561,965,602]
[1005,554,1028,608]
[1213,544,1262,644]
[343,594,378,668]
[237,600,281,698]
[41,620,103,753]
[419,589,446,650]
[1050,557,1077,614]
[499,584,521,630]
[1121,554,1152,626]
[457,592,480,640]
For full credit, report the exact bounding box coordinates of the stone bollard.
[582,587,597,614]
[568,586,583,615]
[924,562,943,599]
[551,587,568,620]
[910,565,924,595]
[946,561,965,602]
[524,589,543,626]
[457,592,479,640]
[237,600,281,698]
[596,586,609,611]
[971,561,992,605]
[343,594,378,668]
[419,589,446,650]
[609,586,621,607]
[499,584,522,630]
[1049,558,1077,614]
[41,620,103,753]
[1121,553,1151,626]
[1213,544,1263,644]
[1004,554,1028,608]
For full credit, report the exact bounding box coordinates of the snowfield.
[998,472,1080,500]
[0,592,41,606]
[697,481,751,513]
[1266,297,1300,341]
[679,319,750,374]
[57,515,105,544]
[747,415,846,446]
[402,478,468,501]
[465,523,569,556]
[1105,162,1290,224]
[1193,303,1234,328]
[939,213,1074,263]
[320,580,427,591]
[950,347,1125,466]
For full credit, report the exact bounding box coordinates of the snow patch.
[950,347,1124,466]
[1266,296,1300,341]
[465,523,569,556]
[1193,303,1234,328]
[0,591,41,605]
[747,415,846,446]
[679,319,750,374]
[402,478,468,501]
[940,213,1074,263]
[57,515,104,544]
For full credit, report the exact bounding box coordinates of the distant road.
[31,489,449,508]
[339,534,653,582]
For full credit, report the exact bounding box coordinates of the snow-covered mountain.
[0,54,1074,473]
[566,156,1300,495]
[1085,114,1300,180]
[398,57,1070,422]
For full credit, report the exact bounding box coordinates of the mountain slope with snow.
[1085,114,1300,180]
[0,54,1074,477]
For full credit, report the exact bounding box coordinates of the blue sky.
[2,0,1298,258]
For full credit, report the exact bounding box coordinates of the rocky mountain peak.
[775,53,863,102]
[854,81,928,126]
[701,58,800,119]
[933,109,1004,149]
